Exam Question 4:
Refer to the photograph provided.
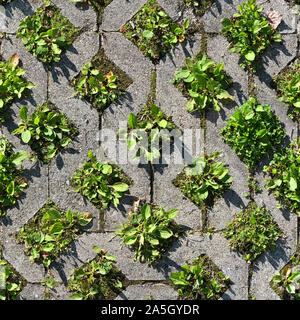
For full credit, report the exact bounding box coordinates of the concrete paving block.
[154,164,203,230]
[51,0,97,32]
[166,232,249,300]
[259,34,298,81]
[206,35,248,105]
[254,172,298,243]
[50,232,177,283]
[49,31,100,88]
[104,195,137,232]
[47,283,70,300]
[20,283,45,300]
[93,148,151,222]
[49,139,100,232]
[156,34,202,126]
[49,232,100,284]
[251,237,296,300]
[101,81,150,132]
[253,76,297,144]
[102,32,152,80]
[1,161,48,233]
[0,0,44,33]
[1,233,46,283]
[260,0,298,35]
[156,63,205,240]
[155,33,206,169]
[0,105,49,233]
[205,120,250,231]
[99,55,149,149]
[0,0,298,300]
[250,168,298,300]
[157,0,182,21]
[117,161,151,199]
[201,0,245,33]
[116,283,178,300]
[102,0,147,31]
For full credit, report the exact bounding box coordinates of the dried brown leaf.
[9,53,20,69]
[267,8,282,30]
[133,197,141,213]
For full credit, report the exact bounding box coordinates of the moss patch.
[71,48,133,114]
